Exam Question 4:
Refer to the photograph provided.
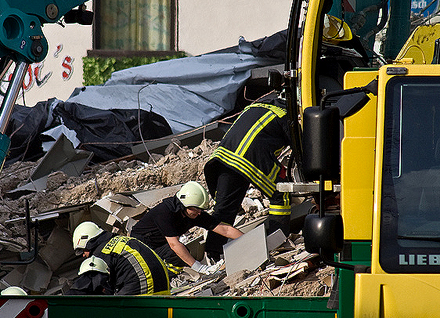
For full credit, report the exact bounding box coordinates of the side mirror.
[303,213,343,254]
[302,105,340,182]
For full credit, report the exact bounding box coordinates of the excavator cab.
[279,0,440,316]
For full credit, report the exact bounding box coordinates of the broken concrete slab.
[6,134,93,198]
[132,184,182,208]
[107,194,140,207]
[39,226,75,272]
[273,250,297,266]
[44,283,69,296]
[6,176,48,197]
[181,267,201,282]
[172,276,219,296]
[236,215,268,234]
[106,205,147,226]
[223,224,268,276]
[266,229,287,252]
[268,266,308,290]
[22,260,53,292]
[293,251,318,262]
[233,215,246,227]
[31,134,93,180]
[185,235,205,262]
[0,266,26,290]
[91,195,147,227]
[274,257,290,266]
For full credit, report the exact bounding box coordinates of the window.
[92,0,177,55]
[380,76,440,273]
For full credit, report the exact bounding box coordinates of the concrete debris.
[22,260,53,292]
[170,230,332,297]
[223,224,268,276]
[266,229,287,252]
[91,195,147,228]
[6,134,92,197]
[39,226,75,271]
[0,138,333,296]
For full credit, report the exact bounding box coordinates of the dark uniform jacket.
[66,271,113,295]
[130,195,220,249]
[204,99,291,200]
[85,232,170,295]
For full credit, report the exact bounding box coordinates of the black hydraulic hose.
[25,199,31,252]
[285,0,305,182]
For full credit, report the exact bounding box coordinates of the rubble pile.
[0,138,333,297]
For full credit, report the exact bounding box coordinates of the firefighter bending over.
[204,93,292,260]
[130,181,243,276]
[72,221,170,295]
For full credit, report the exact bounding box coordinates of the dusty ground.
[0,138,333,297]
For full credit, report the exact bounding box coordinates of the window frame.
[89,0,178,57]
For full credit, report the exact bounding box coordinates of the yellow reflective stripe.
[212,147,276,196]
[165,262,183,275]
[269,210,290,215]
[123,244,155,295]
[138,290,171,296]
[214,148,275,195]
[268,163,280,183]
[274,145,285,157]
[101,236,170,295]
[247,103,287,118]
[283,192,290,206]
[236,111,276,156]
[168,308,173,318]
[150,247,170,288]
[101,236,130,255]
[269,204,291,215]
[269,211,291,215]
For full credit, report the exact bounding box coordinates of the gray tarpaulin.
[67,53,281,133]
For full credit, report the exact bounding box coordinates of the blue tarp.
[6,31,287,165]
[67,53,281,133]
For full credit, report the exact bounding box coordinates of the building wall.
[10,1,93,107]
[178,0,293,56]
[16,0,291,105]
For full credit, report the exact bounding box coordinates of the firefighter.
[66,255,113,295]
[204,93,292,260]
[72,221,170,295]
[130,181,243,275]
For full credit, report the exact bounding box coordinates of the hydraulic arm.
[0,0,91,169]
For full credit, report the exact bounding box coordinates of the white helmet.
[78,256,110,276]
[1,286,27,296]
[176,181,209,209]
[72,221,104,255]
